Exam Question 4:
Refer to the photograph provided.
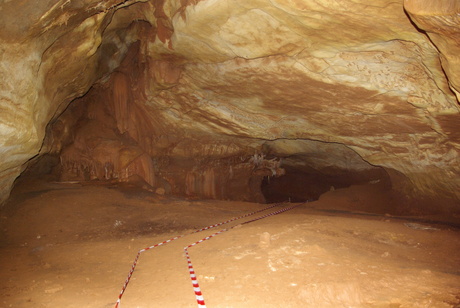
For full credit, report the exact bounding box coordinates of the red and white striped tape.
[114,203,282,307]
[184,203,304,308]
[185,248,206,307]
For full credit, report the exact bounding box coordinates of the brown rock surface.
[1,0,459,207]
[404,0,460,99]
[0,179,459,307]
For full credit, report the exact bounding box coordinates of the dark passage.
[261,165,389,203]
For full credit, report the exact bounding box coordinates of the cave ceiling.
[0,0,459,204]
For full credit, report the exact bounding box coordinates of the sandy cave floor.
[0,179,460,308]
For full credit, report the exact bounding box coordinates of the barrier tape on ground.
[184,203,304,308]
[114,203,281,308]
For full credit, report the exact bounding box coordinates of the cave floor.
[0,179,459,308]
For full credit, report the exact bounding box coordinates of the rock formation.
[0,0,459,208]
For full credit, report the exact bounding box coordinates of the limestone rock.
[0,0,459,207]
[0,0,149,203]
[404,0,460,100]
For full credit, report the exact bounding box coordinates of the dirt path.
[0,180,459,307]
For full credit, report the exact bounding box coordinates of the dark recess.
[261,165,388,203]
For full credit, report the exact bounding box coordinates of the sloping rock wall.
[0,0,150,203]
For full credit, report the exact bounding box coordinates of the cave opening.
[261,166,347,203]
[255,139,392,204]
[260,162,390,204]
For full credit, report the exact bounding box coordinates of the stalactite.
[185,171,195,196]
[203,168,216,198]
[112,72,131,134]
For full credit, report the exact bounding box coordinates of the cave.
[260,164,389,204]
[1,0,460,307]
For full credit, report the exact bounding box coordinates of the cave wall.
[43,42,265,202]
[1,0,460,206]
[44,41,387,203]
[0,0,152,203]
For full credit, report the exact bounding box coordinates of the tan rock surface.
[404,0,460,99]
[1,0,459,206]
[1,180,459,307]
[0,0,148,203]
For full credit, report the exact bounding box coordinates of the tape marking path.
[114,203,283,307]
[184,203,305,308]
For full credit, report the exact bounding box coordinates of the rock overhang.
[0,0,459,207]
